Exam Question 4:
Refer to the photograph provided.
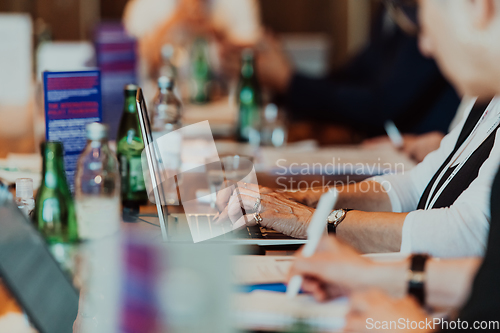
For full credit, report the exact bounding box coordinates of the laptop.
[136,88,314,245]
[0,192,79,333]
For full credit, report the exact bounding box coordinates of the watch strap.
[408,254,429,306]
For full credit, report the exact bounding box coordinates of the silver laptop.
[135,88,307,245]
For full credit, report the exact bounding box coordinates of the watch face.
[333,210,344,220]
[328,209,345,223]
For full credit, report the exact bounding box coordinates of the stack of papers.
[232,255,293,285]
[232,256,347,331]
[231,253,408,331]
[0,153,41,189]
[183,98,237,136]
[233,291,348,331]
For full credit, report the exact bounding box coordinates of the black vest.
[417,101,498,210]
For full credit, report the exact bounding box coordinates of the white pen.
[286,188,339,298]
[384,120,404,149]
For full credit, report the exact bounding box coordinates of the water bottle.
[260,103,288,147]
[151,76,182,204]
[152,76,182,135]
[75,122,121,240]
[159,44,177,80]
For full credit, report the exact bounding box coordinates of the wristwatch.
[407,254,430,306]
[327,209,352,234]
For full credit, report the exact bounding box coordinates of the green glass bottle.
[117,84,148,211]
[34,141,79,273]
[190,37,211,104]
[236,48,262,142]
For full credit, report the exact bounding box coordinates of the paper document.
[232,255,294,285]
[260,145,416,175]
[234,291,347,331]
[0,153,42,188]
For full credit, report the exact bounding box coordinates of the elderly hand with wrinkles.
[214,182,314,238]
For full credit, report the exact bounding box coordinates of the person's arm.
[217,108,468,246]
[336,211,407,253]
[362,257,481,309]
[283,180,393,212]
[362,132,446,163]
[218,178,413,250]
[288,105,467,212]
[281,36,456,134]
[288,236,482,310]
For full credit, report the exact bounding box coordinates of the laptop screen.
[0,200,79,333]
[135,88,169,240]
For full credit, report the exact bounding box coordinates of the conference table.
[126,139,414,332]
[0,98,416,333]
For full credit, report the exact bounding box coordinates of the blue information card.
[43,70,102,192]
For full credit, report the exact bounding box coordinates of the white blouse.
[372,97,500,257]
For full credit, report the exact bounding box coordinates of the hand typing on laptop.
[215,182,314,238]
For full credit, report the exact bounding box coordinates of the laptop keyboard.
[186,214,297,240]
[187,214,264,240]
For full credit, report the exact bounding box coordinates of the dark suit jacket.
[283,19,460,137]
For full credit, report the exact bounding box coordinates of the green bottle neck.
[124,95,137,114]
[41,150,67,190]
[241,59,254,79]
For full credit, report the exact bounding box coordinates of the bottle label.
[120,155,146,194]
[76,196,120,240]
[49,243,77,276]
[129,156,146,192]
[42,197,61,222]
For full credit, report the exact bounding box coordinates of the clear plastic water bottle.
[260,103,288,147]
[75,122,121,240]
[159,44,177,80]
[152,76,182,134]
[151,76,182,204]
[15,178,35,218]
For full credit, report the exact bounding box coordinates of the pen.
[384,120,404,148]
[286,188,339,298]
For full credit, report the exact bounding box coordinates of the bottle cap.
[161,44,174,60]
[264,103,279,122]
[86,122,109,141]
[242,48,254,60]
[16,178,33,199]
[124,84,138,91]
[158,76,174,90]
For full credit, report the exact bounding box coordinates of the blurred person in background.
[362,95,476,162]
[287,0,500,331]
[222,5,462,162]
[123,0,262,76]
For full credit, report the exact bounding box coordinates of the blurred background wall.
[0,0,378,157]
[0,0,375,68]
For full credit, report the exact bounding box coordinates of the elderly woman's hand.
[214,181,273,215]
[217,183,314,238]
